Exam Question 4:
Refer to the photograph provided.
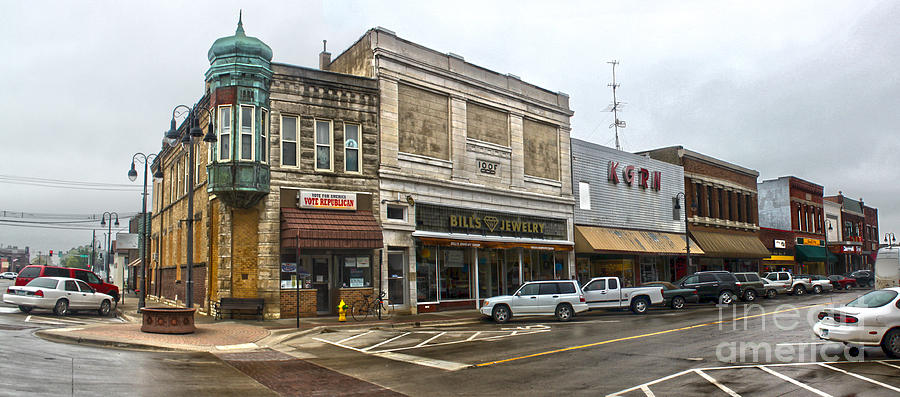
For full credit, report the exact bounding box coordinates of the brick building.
[863,204,879,267]
[326,28,575,313]
[824,193,867,272]
[638,147,769,273]
[757,176,833,275]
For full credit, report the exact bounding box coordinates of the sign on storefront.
[797,238,824,246]
[774,239,786,249]
[299,190,357,210]
[841,245,861,253]
[608,161,662,191]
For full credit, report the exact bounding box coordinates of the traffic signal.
[49,250,53,257]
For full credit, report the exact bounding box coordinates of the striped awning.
[690,230,770,258]
[281,208,383,249]
[575,226,704,255]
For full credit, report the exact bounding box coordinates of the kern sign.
[299,190,357,211]
[608,161,662,191]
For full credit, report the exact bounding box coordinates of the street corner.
[34,320,273,353]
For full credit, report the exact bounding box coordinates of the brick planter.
[141,307,196,334]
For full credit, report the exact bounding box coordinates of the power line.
[0,174,140,187]
[0,221,129,231]
[0,174,144,191]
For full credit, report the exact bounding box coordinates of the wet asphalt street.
[283,287,895,396]
[0,279,277,397]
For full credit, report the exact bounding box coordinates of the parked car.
[764,271,813,295]
[797,275,834,294]
[733,272,766,302]
[813,287,900,357]
[0,272,17,280]
[3,277,114,316]
[847,270,875,288]
[480,280,589,323]
[827,274,858,290]
[641,281,698,309]
[875,247,900,289]
[677,271,741,304]
[760,278,788,298]
[14,265,119,303]
[582,277,665,314]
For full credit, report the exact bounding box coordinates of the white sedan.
[813,287,900,357]
[3,276,114,316]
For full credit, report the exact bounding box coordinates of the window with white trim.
[240,105,254,161]
[260,109,268,164]
[315,120,333,171]
[386,205,406,221]
[281,116,297,167]
[218,106,232,161]
[344,123,360,173]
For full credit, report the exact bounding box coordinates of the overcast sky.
[1,1,898,257]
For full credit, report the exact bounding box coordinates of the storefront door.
[387,251,407,307]
[312,256,331,314]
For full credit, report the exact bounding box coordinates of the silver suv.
[480,280,589,323]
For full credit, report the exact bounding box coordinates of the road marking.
[477,302,829,367]
[362,332,410,352]
[0,307,20,314]
[695,369,741,397]
[757,365,833,397]
[415,332,445,347]
[372,351,470,371]
[337,331,373,344]
[878,361,900,370]
[819,363,900,392]
[466,331,481,341]
[639,385,655,396]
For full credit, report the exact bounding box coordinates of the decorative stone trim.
[398,152,453,169]
[524,175,562,188]
[465,139,512,159]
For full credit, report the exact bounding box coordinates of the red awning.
[281,208,383,249]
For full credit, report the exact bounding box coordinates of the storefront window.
[441,248,471,300]
[340,255,372,288]
[416,244,438,302]
[279,250,311,289]
[523,250,567,281]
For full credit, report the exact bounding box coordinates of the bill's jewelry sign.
[416,203,567,240]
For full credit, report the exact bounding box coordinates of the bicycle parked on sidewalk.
[351,291,392,321]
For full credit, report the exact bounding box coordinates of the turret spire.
[236,10,245,36]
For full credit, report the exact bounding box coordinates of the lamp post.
[100,212,119,283]
[163,103,216,309]
[674,192,694,272]
[128,153,161,310]
[824,219,833,275]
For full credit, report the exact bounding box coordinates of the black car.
[677,271,741,304]
[641,281,700,309]
[846,270,875,288]
[733,272,766,302]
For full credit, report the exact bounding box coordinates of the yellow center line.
[475,303,830,367]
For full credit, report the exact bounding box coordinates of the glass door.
[312,257,330,314]
[387,251,407,306]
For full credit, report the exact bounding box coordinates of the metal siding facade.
[572,139,685,233]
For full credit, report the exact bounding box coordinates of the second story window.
[218,106,232,161]
[260,109,268,164]
[344,123,360,173]
[315,120,332,171]
[240,105,254,161]
[281,116,297,167]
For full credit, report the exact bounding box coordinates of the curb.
[34,329,187,353]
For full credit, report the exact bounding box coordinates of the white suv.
[480,280,589,323]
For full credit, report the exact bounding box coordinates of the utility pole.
[607,60,626,151]
[90,230,96,273]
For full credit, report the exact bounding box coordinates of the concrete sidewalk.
[34,292,486,352]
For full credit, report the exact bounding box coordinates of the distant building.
[0,245,29,272]
[824,193,870,272]
[757,176,832,275]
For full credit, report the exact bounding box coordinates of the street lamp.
[99,212,119,283]
[128,153,160,310]
[163,103,215,309]
[824,219,833,275]
[885,232,896,248]
[673,192,695,272]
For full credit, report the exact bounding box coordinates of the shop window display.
[279,250,311,289]
[340,255,372,288]
[416,244,438,302]
[441,248,471,300]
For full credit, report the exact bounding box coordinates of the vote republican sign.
[300,190,357,210]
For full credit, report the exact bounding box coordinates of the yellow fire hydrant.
[338,299,347,322]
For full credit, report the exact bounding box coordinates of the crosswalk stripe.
[363,332,410,352]
[695,369,741,397]
[415,332,446,347]
[819,363,900,393]
[337,331,373,344]
[878,361,900,371]
[757,366,832,397]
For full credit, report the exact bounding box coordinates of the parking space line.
[362,332,410,352]
[478,303,829,367]
[336,331,373,344]
[878,361,900,370]
[757,365,832,397]
[695,369,741,397]
[819,363,900,393]
[415,332,445,347]
[372,351,470,371]
[466,331,481,341]
[639,385,655,396]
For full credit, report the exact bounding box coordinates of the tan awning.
[690,230,770,258]
[575,226,704,255]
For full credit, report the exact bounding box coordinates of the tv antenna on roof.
[607,60,626,151]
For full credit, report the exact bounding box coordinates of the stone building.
[638,146,769,273]
[150,18,381,318]
[571,139,703,285]
[757,176,833,275]
[326,28,575,313]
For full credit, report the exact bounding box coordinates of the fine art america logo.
[608,161,662,191]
